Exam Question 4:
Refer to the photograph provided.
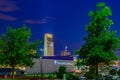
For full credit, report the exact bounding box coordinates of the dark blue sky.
[0,0,120,55]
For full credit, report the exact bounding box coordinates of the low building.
[25,56,75,74]
[0,68,24,76]
[60,46,71,56]
[60,50,71,56]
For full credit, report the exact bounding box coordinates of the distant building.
[44,33,54,56]
[25,56,75,73]
[0,68,24,76]
[60,51,71,56]
[60,46,71,56]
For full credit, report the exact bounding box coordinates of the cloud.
[45,16,56,19]
[24,19,47,24]
[0,14,17,21]
[23,17,55,24]
[0,0,19,12]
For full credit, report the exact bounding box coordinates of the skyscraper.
[44,33,54,56]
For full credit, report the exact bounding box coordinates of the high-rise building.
[44,33,54,56]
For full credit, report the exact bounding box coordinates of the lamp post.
[40,56,42,80]
[39,48,43,80]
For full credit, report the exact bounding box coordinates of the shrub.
[84,66,96,79]
[56,66,66,79]
[66,73,79,80]
[84,72,95,79]
[109,69,117,75]
[117,69,120,77]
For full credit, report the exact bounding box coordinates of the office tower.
[44,33,54,56]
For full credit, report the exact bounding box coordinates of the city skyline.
[0,0,120,55]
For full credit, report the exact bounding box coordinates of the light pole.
[39,48,43,80]
[40,56,42,80]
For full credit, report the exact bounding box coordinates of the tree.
[79,2,120,80]
[0,26,41,79]
[74,49,84,70]
[57,65,66,79]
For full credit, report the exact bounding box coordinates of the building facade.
[44,33,54,56]
[25,56,75,73]
[60,51,71,56]
[60,46,71,56]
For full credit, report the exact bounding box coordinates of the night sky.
[0,0,120,56]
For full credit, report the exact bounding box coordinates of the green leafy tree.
[57,65,66,79]
[0,26,41,79]
[79,2,120,79]
[74,49,84,69]
[84,66,96,79]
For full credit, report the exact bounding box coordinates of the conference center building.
[25,56,75,74]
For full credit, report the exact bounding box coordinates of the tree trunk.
[11,66,15,80]
[95,64,98,80]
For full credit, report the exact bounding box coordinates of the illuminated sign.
[54,60,73,65]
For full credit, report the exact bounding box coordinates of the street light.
[40,56,42,80]
[39,48,43,80]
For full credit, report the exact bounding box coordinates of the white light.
[40,48,44,51]
[54,60,73,65]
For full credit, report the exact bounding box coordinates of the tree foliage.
[57,65,66,79]
[79,2,120,79]
[74,49,85,69]
[0,25,41,79]
[109,69,117,75]
[117,69,120,77]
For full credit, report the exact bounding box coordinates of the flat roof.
[42,56,73,60]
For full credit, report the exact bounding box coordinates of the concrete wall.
[25,58,75,74]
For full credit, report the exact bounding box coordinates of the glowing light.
[54,60,73,65]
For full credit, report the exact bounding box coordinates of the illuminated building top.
[44,33,54,56]
[60,46,71,56]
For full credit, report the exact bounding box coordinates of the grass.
[25,73,57,78]
[0,73,57,80]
